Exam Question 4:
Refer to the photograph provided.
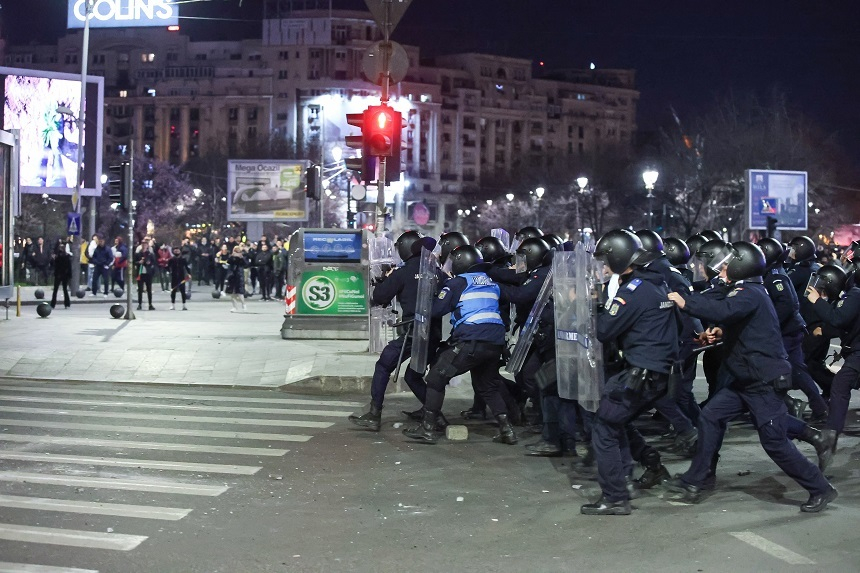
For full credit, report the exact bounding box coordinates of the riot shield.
[553,244,604,410]
[491,228,512,253]
[368,236,397,354]
[506,268,554,375]
[409,247,439,374]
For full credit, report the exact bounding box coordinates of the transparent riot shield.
[491,228,512,253]
[368,236,397,354]
[506,269,554,375]
[409,247,439,374]
[553,244,604,410]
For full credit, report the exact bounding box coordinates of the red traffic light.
[365,105,399,157]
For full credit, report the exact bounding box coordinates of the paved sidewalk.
[0,285,381,391]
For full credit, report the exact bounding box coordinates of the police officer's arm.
[432,277,465,318]
[769,277,799,326]
[370,266,404,307]
[811,290,860,329]
[672,289,757,325]
[488,266,521,285]
[497,271,543,305]
[595,295,641,343]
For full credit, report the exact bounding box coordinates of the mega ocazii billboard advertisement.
[0,67,104,196]
[68,0,178,29]
[227,160,310,222]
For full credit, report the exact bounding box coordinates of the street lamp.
[575,177,588,240]
[534,187,545,227]
[642,169,659,229]
[506,193,515,202]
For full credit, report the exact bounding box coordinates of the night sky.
[3,0,859,154]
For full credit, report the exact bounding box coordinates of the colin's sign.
[68,0,178,29]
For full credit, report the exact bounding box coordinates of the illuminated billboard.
[746,169,808,231]
[0,67,104,196]
[68,0,179,29]
[227,160,310,222]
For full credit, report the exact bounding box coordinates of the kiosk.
[281,228,371,339]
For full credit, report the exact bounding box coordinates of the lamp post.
[642,170,659,230]
[576,176,588,242]
[534,186,545,228]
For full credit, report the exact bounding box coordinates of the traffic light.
[305,163,321,200]
[366,105,403,182]
[106,161,131,209]
[345,110,373,184]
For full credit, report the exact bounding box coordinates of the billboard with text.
[227,160,310,222]
[746,169,808,231]
[68,0,179,29]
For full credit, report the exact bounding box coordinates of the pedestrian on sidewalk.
[214,244,229,295]
[157,243,171,291]
[226,245,247,312]
[198,236,213,286]
[256,243,274,300]
[30,237,52,285]
[86,233,98,289]
[110,236,128,292]
[134,238,157,310]
[78,235,89,286]
[168,246,191,310]
[89,236,112,296]
[50,237,72,309]
[273,242,286,300]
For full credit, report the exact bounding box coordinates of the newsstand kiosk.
[281,228,371,339]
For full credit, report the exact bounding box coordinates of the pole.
[70,0,93,296]
[648,193,653,230]
[375,2,393,238]
[124,141,135,320]
[319,106,325,228]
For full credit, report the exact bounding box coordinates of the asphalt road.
[0,380,857,573]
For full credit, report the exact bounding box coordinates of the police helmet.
[725,241,766,282]
[757,237,785,270]
[686,234,708,259]
[543,233,564,249]
[813,264,848,300]
[450,245,485,276]
[439,232,469,264]
[594,229,651,274]
[663,238,691,266]
[514,226,544,242]
[842,240,860,272]
[635,229,664,253]
[695,239,729,278]
[394,230,423,262]
[516,237,551,272]
[475,236,508,264]
[701,229,723,242]
[788,236,816,262]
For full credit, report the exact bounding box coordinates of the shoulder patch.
[727,290,739,297]
[438,289,448,300]
[775,282,784,291]
[608,303,620,316]
[626,278,642,291]
[837,300,844,308]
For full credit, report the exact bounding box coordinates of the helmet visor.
[806,274,826,298]
[514,253,528,274]
[707,246,735,276]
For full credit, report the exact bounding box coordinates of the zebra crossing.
[0,381,359,573]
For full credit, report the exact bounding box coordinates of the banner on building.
[746,169,808,231]
[227,160,310,222]
[68,1,179,29]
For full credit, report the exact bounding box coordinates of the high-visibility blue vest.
[452,273,504,329]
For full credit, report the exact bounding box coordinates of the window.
[146,88,156,97]
[276,112,288,121]
[335,51,346,60]
[194,53,207,61]
[92,54,105,65]
[334,25,348,43]
[278,50,289,60]
[119,90,128,98]
[309,49,322,59]
[248,53,262,61]
[578,126,584,139]
[64,53,78,65]
[278,70,288,79]
[141,53,155,63]
[118,53,129,63]
[166,51,179,62]
[247,108,258,122]
[228,108,239,121]
[480,66,491,77]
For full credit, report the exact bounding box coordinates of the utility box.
[281,228,371,340]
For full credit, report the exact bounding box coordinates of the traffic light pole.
[124,141,135,320]
[375,3,393,238]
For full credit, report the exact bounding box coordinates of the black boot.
[798,426,834,471]
[402,407,424,421]
[580,496,631,516]
[348,402,382,431]
[403,410,440,443]
[493,414,518,445]
[800,485,838,513]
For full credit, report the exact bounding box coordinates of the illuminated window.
[119,90,128,98]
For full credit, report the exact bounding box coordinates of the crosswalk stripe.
[0,523,147,551]
[0,419,313,442]
[0,385,362,408]
[0,434,289,456]
[0,472,228,496]
[0,453,260,475]
[0,494,190,521]
[0,561,99,573]
[0,395,353,417]
[0,407,333,428]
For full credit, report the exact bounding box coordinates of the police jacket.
[433,272,506,345]
[497,265,554,350]
[646,256,703,359]
[763,267,805,336]
[787,260,820,324]
[490,264,550,328]
[811,287,860,355]
[371,255,423,319]
[597,267,678,374]
[680,278,791,385]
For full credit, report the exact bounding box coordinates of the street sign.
[67,212,82,236]
[362,41,409,86]
[364,0,413,39]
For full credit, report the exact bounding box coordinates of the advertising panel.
[746,169,808,231]
[297,269,368,315]
[227,160,309,222]
[0,67,104,196]
[303,232,363,262]
[68,0,179,29]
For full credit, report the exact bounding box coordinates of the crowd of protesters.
[8,232,291,312]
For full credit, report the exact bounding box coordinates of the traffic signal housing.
[106,161,131,209]
[305,163,321,200]
[366,105,403,183]
[345,110,373,184]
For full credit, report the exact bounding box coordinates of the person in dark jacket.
[30,236,52,285]
[134,238,157,310]
[255,243,274,300]
[89,236,112,296]
[214,244,230,294]
[197,237,213,286]
[225,246,247,312]
[110,236,129,292]
[168,246,191,310]
[50,238,72,308]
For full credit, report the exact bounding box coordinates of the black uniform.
[763,267,828,418]
[812,287,860,434]
[591,267,678,503]
[675,279,831,499]
[788,259,834,394]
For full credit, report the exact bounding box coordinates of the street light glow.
[535,187,545,199]
[576,177,589,190]
[486,199,493,206]
[642,170,659,189]
[193,188,202,197]
[331,146,343,163]
[506,193,515,202]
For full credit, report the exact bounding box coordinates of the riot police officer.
[514,226,544,243]
[349,231,442,431]
[665,237,693,283]
[667,242,837,513]
[403,246,517,445]
[438,231,469,269]
[580,230,678,516]
[806,264,860,460]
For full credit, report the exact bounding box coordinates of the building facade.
[5,9,638,234]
